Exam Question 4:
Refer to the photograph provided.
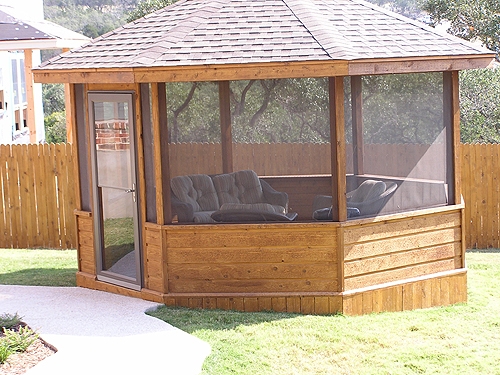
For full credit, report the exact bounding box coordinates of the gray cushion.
[193,211,217,223]
[171,174,219,212]
[349,180,386,203]
[212,170,264,206]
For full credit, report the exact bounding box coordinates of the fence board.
[462,144,500,249]
[34,144,50,247]
[0,145,9,248]
[7,146,20,248]
[0,144,76,249]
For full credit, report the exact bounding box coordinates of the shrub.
[0,313,22,330]
[2,326,39,353]
[0,342,13,364]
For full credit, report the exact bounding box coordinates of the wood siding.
[342,210,463,290]
[75,208,467,315]
[75,211,94,274]
[163,223,340,294]
[143,222,168,293]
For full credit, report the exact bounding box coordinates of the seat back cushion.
[213,170,264,206]
[350,180,386,203]
[171,174,219,212]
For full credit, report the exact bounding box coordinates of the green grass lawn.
[149,250,500,375]
[0,249,77,287]
[1,249,498,374]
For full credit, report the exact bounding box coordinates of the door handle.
[127,183,136,202]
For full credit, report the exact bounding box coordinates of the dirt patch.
[0,324,56,375]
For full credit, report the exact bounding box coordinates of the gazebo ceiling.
[0,8,89,50]
[33,0,495,83]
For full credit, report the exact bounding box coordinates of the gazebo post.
[444,70,466,269]
[443,71,461,206]
[62,48,74,143]
[329,76,347,222]
[219,81,233,173]
[151,83,171,224]
[351,76,364,177]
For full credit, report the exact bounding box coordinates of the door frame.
[88,91,142,291]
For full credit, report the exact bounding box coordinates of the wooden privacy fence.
[169,142,445,179]
[462,144,500,249]
[0,142,498,249]
[0,143,76,249]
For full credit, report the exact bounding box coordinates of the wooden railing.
[0,142,497,249]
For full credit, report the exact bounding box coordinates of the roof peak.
[36,0,494,72]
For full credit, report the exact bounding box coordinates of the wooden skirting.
[76,269,466,315]
[342,269,467,315]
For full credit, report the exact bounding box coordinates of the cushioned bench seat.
[171,170,294,223]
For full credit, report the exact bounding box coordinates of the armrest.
[261,179,288,212]
[170,193,195,222]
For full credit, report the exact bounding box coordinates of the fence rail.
[0,143,497,249]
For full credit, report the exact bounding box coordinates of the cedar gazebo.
[34,0,494,315]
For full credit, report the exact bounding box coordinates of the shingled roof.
[34,0,495,82]
[0,8,89,50]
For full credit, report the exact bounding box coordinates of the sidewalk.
[0,285,211,375]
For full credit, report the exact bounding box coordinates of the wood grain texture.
[164,223,339,294]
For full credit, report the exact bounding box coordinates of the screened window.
[345,72,449,218]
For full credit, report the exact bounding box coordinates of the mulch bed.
[0,323,56,375]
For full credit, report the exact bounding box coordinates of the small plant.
[2,326,39,353]
[0,313,22,330]
[0,341,13,364]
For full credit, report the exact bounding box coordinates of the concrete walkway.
[0,285,211,375]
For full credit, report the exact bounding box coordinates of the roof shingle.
[37,0,493,71]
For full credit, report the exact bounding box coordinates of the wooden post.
[62,48,74,143]
[151,83,171,224]
[67,84,81,211]
[219,81,233,173]
[444,71,461,205]
[444,71,465,268]
[329,77,347,222]
[23,49,36,143]
[134,83,147,230]
[351,76,364,176]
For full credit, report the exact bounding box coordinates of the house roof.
[0,8,89,50]
[34,0,495,83]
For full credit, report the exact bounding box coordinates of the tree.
[421,0,500,143]
[422,0,500,60]
[42,84,65,115]
[368,0,424,19]
[126,0,175,23]
[44,112,67,143]
[459,68,500,143]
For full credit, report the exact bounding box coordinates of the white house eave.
[0,38,89,51]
